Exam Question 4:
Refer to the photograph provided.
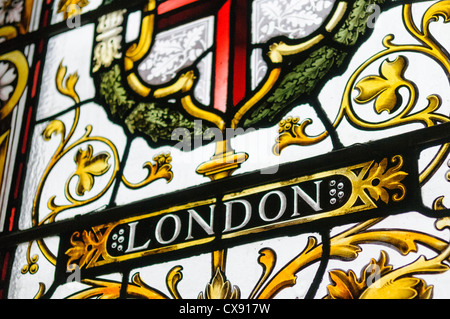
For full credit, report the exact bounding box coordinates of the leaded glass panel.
[0,0,450,302]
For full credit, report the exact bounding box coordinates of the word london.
[64,156,408,270]
[107,174,351,258]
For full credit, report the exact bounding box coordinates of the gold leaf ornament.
[355,56,412,114]
[362,276,433,299]
[42,120,66,141]
[150,153,173,182]
[198,268,240,299]
[122,152,173,189]
[66,230,99,269]
[56,62,80,103]
[361,218,450,299]
[327,270,364,299]
[364,156,408,203]
[72,145,111,196]
[273,116,325,155]
[326,251,433,299]
[57,0,89,19]
[326,251,392,299]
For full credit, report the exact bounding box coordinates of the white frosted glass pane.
[125,10,142,43]
[251,48,268,90]
[115,136,212,206]
[0,86,29,231]
[36,24,96,121]
[194,52,212,106]
[234,103,333,175]
[420,145,450,210]
[29,0,44,32]
[18,120,58,230]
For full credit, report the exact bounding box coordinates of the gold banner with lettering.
[64,154,409,271]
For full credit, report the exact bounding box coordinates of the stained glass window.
[0,0,450,302]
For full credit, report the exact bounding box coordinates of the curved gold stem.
[360,217,450,299]
[55,62,80,104]
[249,248,276,299]
[256,237,320,299]
[231,68,281,129]
[419,143,450,185]
[0,26,18,40]
[166,266,183,299]
[212,249,227,274]
[181,95,226,132]
[68,273,169,299]
[32,106,80,227]
[0,51,29,120]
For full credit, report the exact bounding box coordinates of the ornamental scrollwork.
[0,49,28,120]
[325,250,433,299]
[30,0,450,300]
[198,268,240,300]
[23,62,174,275]
[122,152,173,189]
[62,155,408,274]
[274,1,450,182]
[59,155,438,300]
[361,155,407,204]
[59,215,450,299]
[326,216,450,299]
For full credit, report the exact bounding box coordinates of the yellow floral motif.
[0,50,29,120]
[153,153,172,166]
[277,116,300,133]
[55,62,80,103]
[198,268,240,299]
[273,1,450,162]
[66,230,101,269]
[363,156,408,203]
[122,152,173,188]
[273,116,322,155]
[57,0,89,20]
[326,251,433,299]
[354,56,412,114]
[65,223,117,269]
[72,145,111,196]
